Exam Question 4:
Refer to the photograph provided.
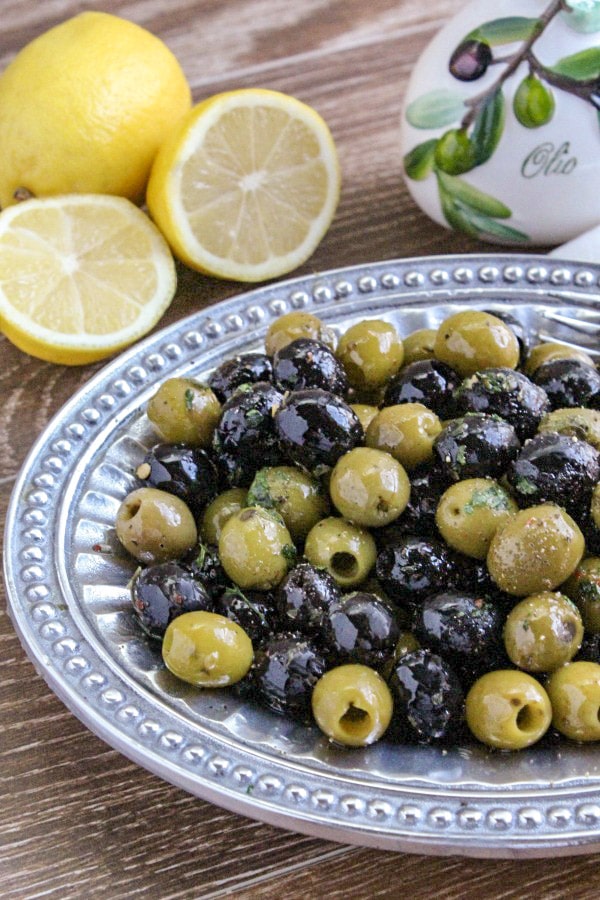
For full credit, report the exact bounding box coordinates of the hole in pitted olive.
[516,704,539,732]
[339,703,370,736]
[122,498,141,521]
[331,552,359,578]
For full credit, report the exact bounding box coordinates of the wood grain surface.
[1,2,598,898]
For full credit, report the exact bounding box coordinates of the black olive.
[376,463,450,543]
[273,338,348,394]
[274,388,363,474]
[453,367,550,441]
[576,632,600,663]
[252,634,327,722]
[181,542,231,599]
[482,309,531,366]
[532,358,600,410]
[208,353,273,402]
[321,591,400,669]
[506,431,600,518]
[131,562,213,640]
[375,535,456,609]
[275,562,341,637]
[449,39,493,82]
[433,413,520,481]
[383,359,459,419]
[411,591,505,683]
[212,381,284,486]
[136,443,218,514]
[214,586,279,645]
[387,649,464,743]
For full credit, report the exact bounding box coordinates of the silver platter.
[6,254,600,859]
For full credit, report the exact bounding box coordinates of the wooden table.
[2,1,599,897]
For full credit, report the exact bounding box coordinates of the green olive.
[513,74,555,128]
[115,487,197,564]
[265,310,336,356]
[246,465,330,542]
[200,487,248,545]
[434,310,520,377]
[304,516,377,588]
[562,557,600,633]
[465,669,552,750]
[336,319,404,391]
[147,377,221,447]
[162,610,253,687]
[366,403,442,470]
[435,478,518,559]
[537,407,600,450]
[546,661,600,742]
[311,664,393,746]
[350,403,380,432]
[218,507,294,590]
[503,591,583,672]
[592,484,600,530]
[524,342,595,376]
[402,328,437,365]
[329,447,410,527]
[434,128,477,176]
[487,503,585,596]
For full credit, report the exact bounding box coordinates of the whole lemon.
[0,12,191,208]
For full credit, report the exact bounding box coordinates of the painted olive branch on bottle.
[403,1,600,243]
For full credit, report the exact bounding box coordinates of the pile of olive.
[114,306,600,752]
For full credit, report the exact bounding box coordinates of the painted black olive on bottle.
[532,358,600,410]
[274,388,364,474]
[482,309,531,367]
[449,39,493,81]
[252,634,328,721]
[375,535,457,608]
[453,367,550,441]
[214,586,279,645]
[131,561,213,640]
[275,562,341,638]
[208,352,273,402]
[383,359,459,419]
[387,649,464,743]
[433,413,520,481]
[181,542,231,599]
[507,431,600,517]
[136,443,218,514]
[411,591,505,685]
[273,338,348,394]
[212,381,284,486]
[321,591,400,669]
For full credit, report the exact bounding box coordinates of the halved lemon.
[0,194,177,365]
[147,88,341,282]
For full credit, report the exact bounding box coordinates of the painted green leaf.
[436,170,511,218]
[470,89,505,166]
[552,47,600,79]
[467,16,542,46]
[438,180,481,238]
[404,139,438,180]
[455,203,530,243]
[405,90,466,129]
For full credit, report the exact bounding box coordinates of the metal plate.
[6,254,600,859]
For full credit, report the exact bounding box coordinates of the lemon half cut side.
[147,89,341,282]
[0,195,177,365]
